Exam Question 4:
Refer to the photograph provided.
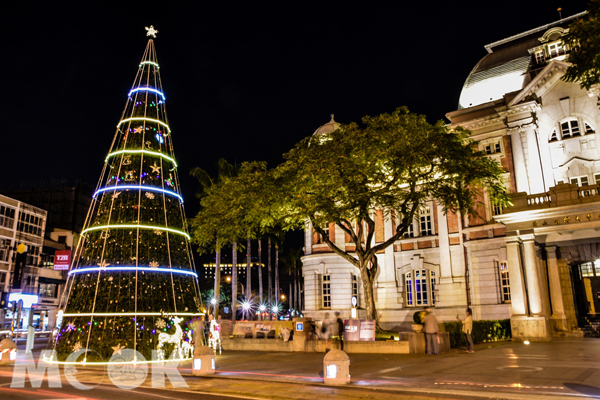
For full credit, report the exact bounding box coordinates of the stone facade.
[302,12,600,340]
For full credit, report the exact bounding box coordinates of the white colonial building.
[302,12,600,340]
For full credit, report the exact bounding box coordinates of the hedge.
[442,319,511,348]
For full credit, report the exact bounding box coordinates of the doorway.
[572,261,600,317]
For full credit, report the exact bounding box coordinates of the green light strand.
[82,224,190,240]
[105,150,178,167]
[118,117,171,133]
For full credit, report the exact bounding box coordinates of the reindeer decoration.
[180,330,194,358]
[156,316,184,360]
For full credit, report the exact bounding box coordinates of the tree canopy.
[563,5,599,89]
[190,107,510,322]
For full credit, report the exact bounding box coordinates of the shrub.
[442,319,511,348]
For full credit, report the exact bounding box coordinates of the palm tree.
[190,158,238,318]
[281,248,303,315]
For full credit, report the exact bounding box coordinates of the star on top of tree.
[111,344,125,355]
[145,25,158,38]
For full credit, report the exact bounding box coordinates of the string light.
[61,312,204,317]
[128,87,166,101]
[68,266,198,277]
[117,117,171,133]
[93,185,183,203]
[81,224,191,240]
[139,61,159,69]
[105,149,177,167]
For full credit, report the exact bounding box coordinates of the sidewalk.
[8,337,600,399]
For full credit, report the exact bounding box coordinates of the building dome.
[313,114,340,136]
[457,47,532,110]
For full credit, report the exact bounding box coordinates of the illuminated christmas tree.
[51,27,202,363]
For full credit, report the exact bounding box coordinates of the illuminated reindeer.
[157,316,183,360]
[180,330,194,359]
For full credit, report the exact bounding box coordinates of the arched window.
[549,118,596,142]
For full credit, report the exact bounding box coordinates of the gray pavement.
[1,337,599,399]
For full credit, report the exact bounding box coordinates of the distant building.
[302,12,598,340]
[0,193,66,331]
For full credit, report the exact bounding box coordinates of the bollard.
[0,338,17,366]
[323,349,350,385]
[192,346,215,376]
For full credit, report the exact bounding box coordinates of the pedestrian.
[321,313,332,351]
[423,307,439,355]
[335,311,344,350]
[457,308,474,353]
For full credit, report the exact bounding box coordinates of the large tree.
[563,5,598,89]
[274,107,509,321]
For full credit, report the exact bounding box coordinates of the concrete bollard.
[0,338,17,366]
[323,349,350,385]
[192,346,215,376]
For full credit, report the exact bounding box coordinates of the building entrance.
[572,261,600,317]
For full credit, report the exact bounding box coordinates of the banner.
[54,250,72,271]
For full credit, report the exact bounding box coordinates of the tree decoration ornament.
[155,319,166,329]
[157,316,184,360]
[150,162,161,174]
[72,342,82,352]
[49,37,201,365]
[111,344,125,355]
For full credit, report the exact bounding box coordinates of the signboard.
[232,321,293,336]
[296,322,304,332]
[359,319,376,341]
[343,319,375,341]
[54,250,71,271]
[343,319,360,341]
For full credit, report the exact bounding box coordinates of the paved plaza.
[1,338,599,399]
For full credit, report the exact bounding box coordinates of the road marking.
[377,366,405,374]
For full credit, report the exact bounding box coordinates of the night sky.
[0,1,589,218]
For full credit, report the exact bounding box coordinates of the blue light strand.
[128,87,166,101]
[94,185,183,203]
[68,266,198,278]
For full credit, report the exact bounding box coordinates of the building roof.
[313,114,340,136]
[457,12,585,110]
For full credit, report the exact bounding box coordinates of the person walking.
[423,307,439,355]
[335,311,344,350]
[458,308,474,353]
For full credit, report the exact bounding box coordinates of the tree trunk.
[268,237,272,307]
[275,243,279,305]
[289,282,292,312]
[359,259,378,321]
[214,238,221,318]
[246,237,251,299]
[232,240,237,322]
[258,238,263,304]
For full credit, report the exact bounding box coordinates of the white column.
[521,236,543,315]
[524,129,545,194]
[506,239,527,315]
[546,246,565,317]
[436,204,452,284]
[304,221,312,255]
[510,131,531,194]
